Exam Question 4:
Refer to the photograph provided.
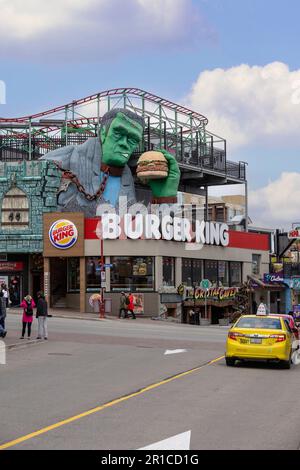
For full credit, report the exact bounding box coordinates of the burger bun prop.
[136,151,168,182]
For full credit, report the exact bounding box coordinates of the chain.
[53,161,109,201]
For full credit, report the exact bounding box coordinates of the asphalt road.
[1,315,300,450]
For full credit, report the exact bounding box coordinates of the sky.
[0,0,300,229]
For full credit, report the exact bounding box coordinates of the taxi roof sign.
[256,303,267,316]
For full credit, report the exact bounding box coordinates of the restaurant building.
[42,212,270,322]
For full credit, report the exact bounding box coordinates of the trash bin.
[104,298,112,314]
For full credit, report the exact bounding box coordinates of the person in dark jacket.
[0,291,7,333]
[119,292,128,319]
[36,291,48,340]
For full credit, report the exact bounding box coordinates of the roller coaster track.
[0,87,208,126]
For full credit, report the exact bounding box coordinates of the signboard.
[133,293,144,314]
[43,213,84,257]
[0,262,24,272]
[44,272,50,298]
[256,303,267,316]
[200,279,211,290]
[292,277,300,290]
[185,286,238,301]
[49,219,78,250]
[263,273,284,284]
[160,293,183,304]
[288,227,300,240]
[100,214,230,247]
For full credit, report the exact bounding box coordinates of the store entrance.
[50,258,67,308]
[7,275,22,307]
[211,306,225,325]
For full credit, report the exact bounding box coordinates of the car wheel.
[225,357,235,366]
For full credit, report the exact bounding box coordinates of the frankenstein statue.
[41,108,180,216]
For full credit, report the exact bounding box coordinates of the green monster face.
[101,112,143,167]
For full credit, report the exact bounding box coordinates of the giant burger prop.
[136,151,168,182]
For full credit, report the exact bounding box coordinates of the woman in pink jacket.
[20,295,36,339]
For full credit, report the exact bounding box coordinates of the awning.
[247,275,288,291]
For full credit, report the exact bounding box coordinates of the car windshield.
[235,317,282,330]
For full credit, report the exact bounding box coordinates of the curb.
[6,339,44,351]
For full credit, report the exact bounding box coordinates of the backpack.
[25,301,33,316]
[125,297,130,305]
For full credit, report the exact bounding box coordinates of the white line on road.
[164,349,187,355]
[139,430,191,450]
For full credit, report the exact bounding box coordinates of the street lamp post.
[100,233,105,319]
[95,217,105,319]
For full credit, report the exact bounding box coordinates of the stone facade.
[0,161,60,253]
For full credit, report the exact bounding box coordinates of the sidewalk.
[6,307,231,328]
[2,331,44,350]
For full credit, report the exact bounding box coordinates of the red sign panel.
[84,218,269,251]
[0,262,24,272]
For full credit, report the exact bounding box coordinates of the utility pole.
[100,233,105,319]
[97,217,105,319]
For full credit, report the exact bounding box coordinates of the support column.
[155,256,163,292]
[80,257,86,313]
[267,290,271,314]
[44,257,50,305]
[175,258,182,286]
[205,186,209,221]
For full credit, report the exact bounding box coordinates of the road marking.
[164,349,187,355]
[139,430,191,450]
[0,355,225,450]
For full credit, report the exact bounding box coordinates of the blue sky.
[0,0,299,227]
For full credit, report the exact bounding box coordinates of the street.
[1,314,300,450]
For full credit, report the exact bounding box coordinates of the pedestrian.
[0,322,6,338]
[20,295,36,339]
[126,292,136,319]
[36,291,48,340]
[2,284,9,309]
[119,292,127,319]
[0,291,7,335]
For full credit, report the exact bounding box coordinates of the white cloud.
[185,62,300,149]
[249,172,300,229]
[0,0,213,60]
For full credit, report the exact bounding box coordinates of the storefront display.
[110,256,154,292]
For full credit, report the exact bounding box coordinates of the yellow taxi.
[225,314,297,369]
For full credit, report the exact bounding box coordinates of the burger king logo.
[49,219,78,250]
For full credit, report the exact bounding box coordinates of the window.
[110,256,154,292]
[218,261,229,286]
[204,260,218,285]
[182,259,203,286]
[192,259,202,286]
[252,254,261,275]
[1,187,29,229]
[67,258,80,292]
[236,317,281,330]
[86,257,101,291]
[230,262,242,286]
[163,257,175,287]
[182,259,192,286]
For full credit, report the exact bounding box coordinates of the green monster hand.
[148,149,180,203]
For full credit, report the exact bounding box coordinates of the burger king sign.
[49,219,78,250]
